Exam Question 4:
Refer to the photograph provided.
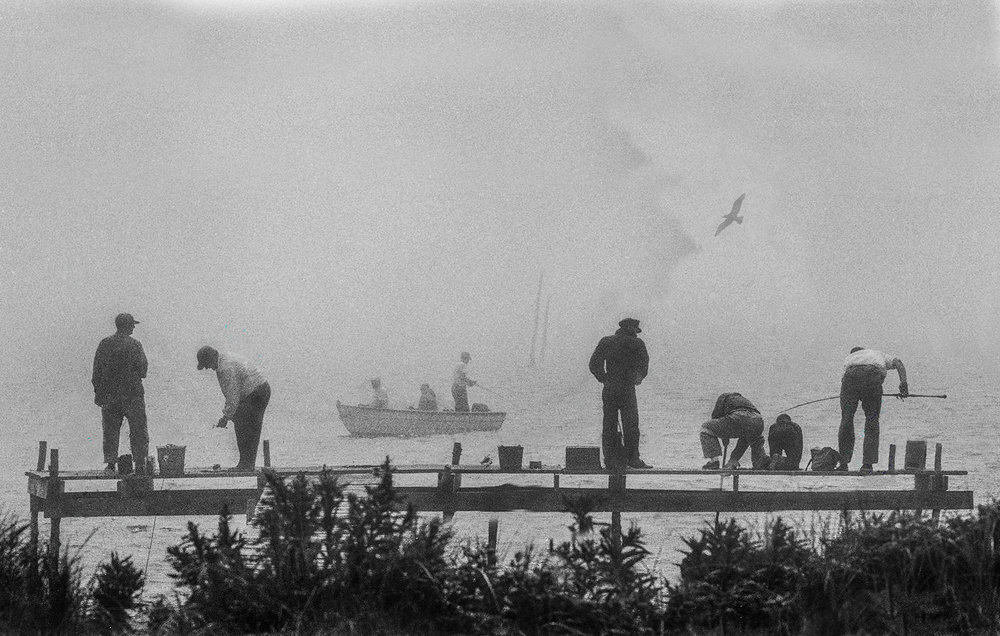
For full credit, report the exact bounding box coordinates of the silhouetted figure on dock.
[766,414,803,470]
[418,383,438,411]
[197,346,271,471]
[714,193,746,236]
[838,346,908,473]
[589,318,651,470]
[92,313,149,474]
[701,392,766,470]
[369,377,389,409]
[452,352,477,412]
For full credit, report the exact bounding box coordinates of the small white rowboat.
[336,402,506,437]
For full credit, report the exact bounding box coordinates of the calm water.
[1,355,995,595]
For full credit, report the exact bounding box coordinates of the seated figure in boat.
[418,383,438,411]
[700,392,767,470]
[763,414,803,470]
[369,377,389,409]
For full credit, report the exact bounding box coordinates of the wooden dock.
[26,440,972,557]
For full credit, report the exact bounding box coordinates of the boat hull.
[336,403,506,437]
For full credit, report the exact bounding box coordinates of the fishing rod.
[475,384,508,399]
[779,393,947,413]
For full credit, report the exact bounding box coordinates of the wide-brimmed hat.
[618,318,641,333]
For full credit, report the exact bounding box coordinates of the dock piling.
[48,448,61,557]
[36,441,47,472]
[931,444,944,523]
[487,518,499,566]
[29,441,46,555]
[888,444,896,472]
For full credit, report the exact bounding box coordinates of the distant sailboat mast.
[539,294,551,365]
[528,272,543,366]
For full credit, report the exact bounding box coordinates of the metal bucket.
[157,445,187,477]
[497,445,523,471]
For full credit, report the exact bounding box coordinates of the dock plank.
[25,464,969,481]
[42,488,260,518]
[396,486,975,513]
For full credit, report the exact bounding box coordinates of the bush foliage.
[6,468,1000,635]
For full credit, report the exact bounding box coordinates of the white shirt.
[216,352,267,418]
[843,349,902,373]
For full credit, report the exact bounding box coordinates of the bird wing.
[715,219,731,236]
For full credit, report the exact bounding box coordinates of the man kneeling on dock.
[763,414,803,470]
[701,392,766,470]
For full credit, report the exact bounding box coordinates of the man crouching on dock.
[197,346,271,471]
[701,392,766,470]
[589,318,651,471]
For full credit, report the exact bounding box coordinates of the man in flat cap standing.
[197,346,270,471]
[92,313,149,473]
[589,318,651,470]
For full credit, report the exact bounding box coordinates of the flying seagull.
[714,193,746,236]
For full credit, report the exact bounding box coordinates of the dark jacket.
[92,333,148,404]
[589,328,649,390]
[711,392,760,418]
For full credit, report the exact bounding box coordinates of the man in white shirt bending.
[197,346,271,471]
[838,346,908,473]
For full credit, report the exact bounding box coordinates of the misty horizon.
[2,0,999,398]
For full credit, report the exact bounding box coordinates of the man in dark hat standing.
[589,318,651,470]
[92,313,149,473]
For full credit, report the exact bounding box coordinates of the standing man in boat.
[369,377,389,409]
[452,352,477,412]
[838,346,908,473]
[92,312,149,474]
[589,318,651,470]
[196,345,271,471]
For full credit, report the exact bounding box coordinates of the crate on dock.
[565,446,602,470]
[157,445,187,476]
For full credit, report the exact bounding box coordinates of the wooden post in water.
[608,473,625,553]
[931,443,944,524]
[36,441,48,473]
[29,441,47,556]
[487,518,499,567]
[451,443,462,490]
[263,440,271,468]
[48,448,61,557]
[887,444,896,472]
[439,443,463,522]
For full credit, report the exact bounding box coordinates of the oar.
[779,393,947,413]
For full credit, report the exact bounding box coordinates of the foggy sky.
[2,0,998,390]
